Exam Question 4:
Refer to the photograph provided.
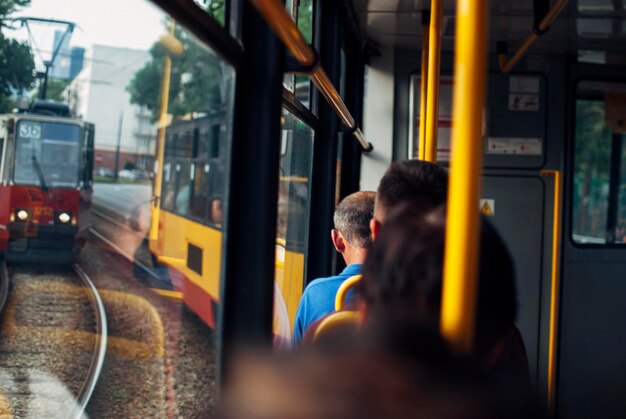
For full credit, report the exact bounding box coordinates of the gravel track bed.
[0,265,96,418]
[79,238,216,418]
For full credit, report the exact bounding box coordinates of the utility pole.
[114,112,124,181]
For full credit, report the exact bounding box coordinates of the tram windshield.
[13,120,81,188]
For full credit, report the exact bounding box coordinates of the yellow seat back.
[334,274,362,310]
[312,310,360,343]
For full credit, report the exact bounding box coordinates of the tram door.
[480,73,549,393]
[480,176,545,388]
[557,76,626,417]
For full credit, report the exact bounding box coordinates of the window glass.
[273,109,313,349]
[0,0,234,415]
[573,81,626,244]
[162,111,226,226]
[408,74,453,161]
[297,0,313,43]
[193,0,227,26]
[294,0,312,108]
[282,0,311,108]
[14,121,81,187]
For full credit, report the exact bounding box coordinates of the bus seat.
[312,310,359,344]
[334,274,362,310]
[308,275,363,345]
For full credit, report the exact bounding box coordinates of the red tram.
[0,101,94,263]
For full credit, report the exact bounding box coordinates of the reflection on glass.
[573,81,626,245]
[273,109,313,349]
[161,112,227,225]
[0,0,233,416]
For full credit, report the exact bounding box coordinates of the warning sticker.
[486,137,542,156]
[479,199,495,216]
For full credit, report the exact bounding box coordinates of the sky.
[5,0,166,69]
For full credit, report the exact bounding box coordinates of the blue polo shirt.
[292,264,361,346]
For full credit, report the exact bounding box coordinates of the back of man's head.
[334,191,375,248]
[375,160,448,223]
[358,203,517,362]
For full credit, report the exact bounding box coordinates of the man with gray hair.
[292,191,375,346]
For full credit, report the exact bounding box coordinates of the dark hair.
[375,160,448,222]
[333,191,375,248]
[358,203,517,355]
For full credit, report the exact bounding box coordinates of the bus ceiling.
[353,1,626,59]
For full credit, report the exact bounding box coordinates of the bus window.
[273,108,313,348]
[573,81,626,245]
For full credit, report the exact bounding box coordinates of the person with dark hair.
[370,160,448,240]
[357,203,527,379]
[292,191,375,346]
[217,341,537,419]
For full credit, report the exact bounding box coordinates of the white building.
[68,45,156,170]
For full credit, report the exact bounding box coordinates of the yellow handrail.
[440,0,490,355]
[335,274,361,311]
[424,0,443,163]
[541,170,562,416]
[248,0,372,152]
[499,0,569,73]
[418,11,430,160]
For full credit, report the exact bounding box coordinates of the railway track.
[90,206,158,278]
[0,262,107,418]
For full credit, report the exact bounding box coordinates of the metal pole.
[40,63,50,100]
[540,170,562,416]
[424,0,443,163]
[418,10,430,160]
[440,0,490,354]
[499,0,569,73]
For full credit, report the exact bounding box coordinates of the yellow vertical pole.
[423,0,443,163]
[541,170,562,416]
[149,19,175,247]
[418,11,430,160]
[440,0,490,354]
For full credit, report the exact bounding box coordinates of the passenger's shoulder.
[304,275,344,293]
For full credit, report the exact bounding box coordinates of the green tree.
[43,79,69,102]
[0,0,35,112]
[127,24,224,121]
[204,0,225,25]
[297,0,312,43]
[573,100,612,238]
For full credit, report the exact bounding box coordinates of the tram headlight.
[16,209,29,221]
[58,212,71,224]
